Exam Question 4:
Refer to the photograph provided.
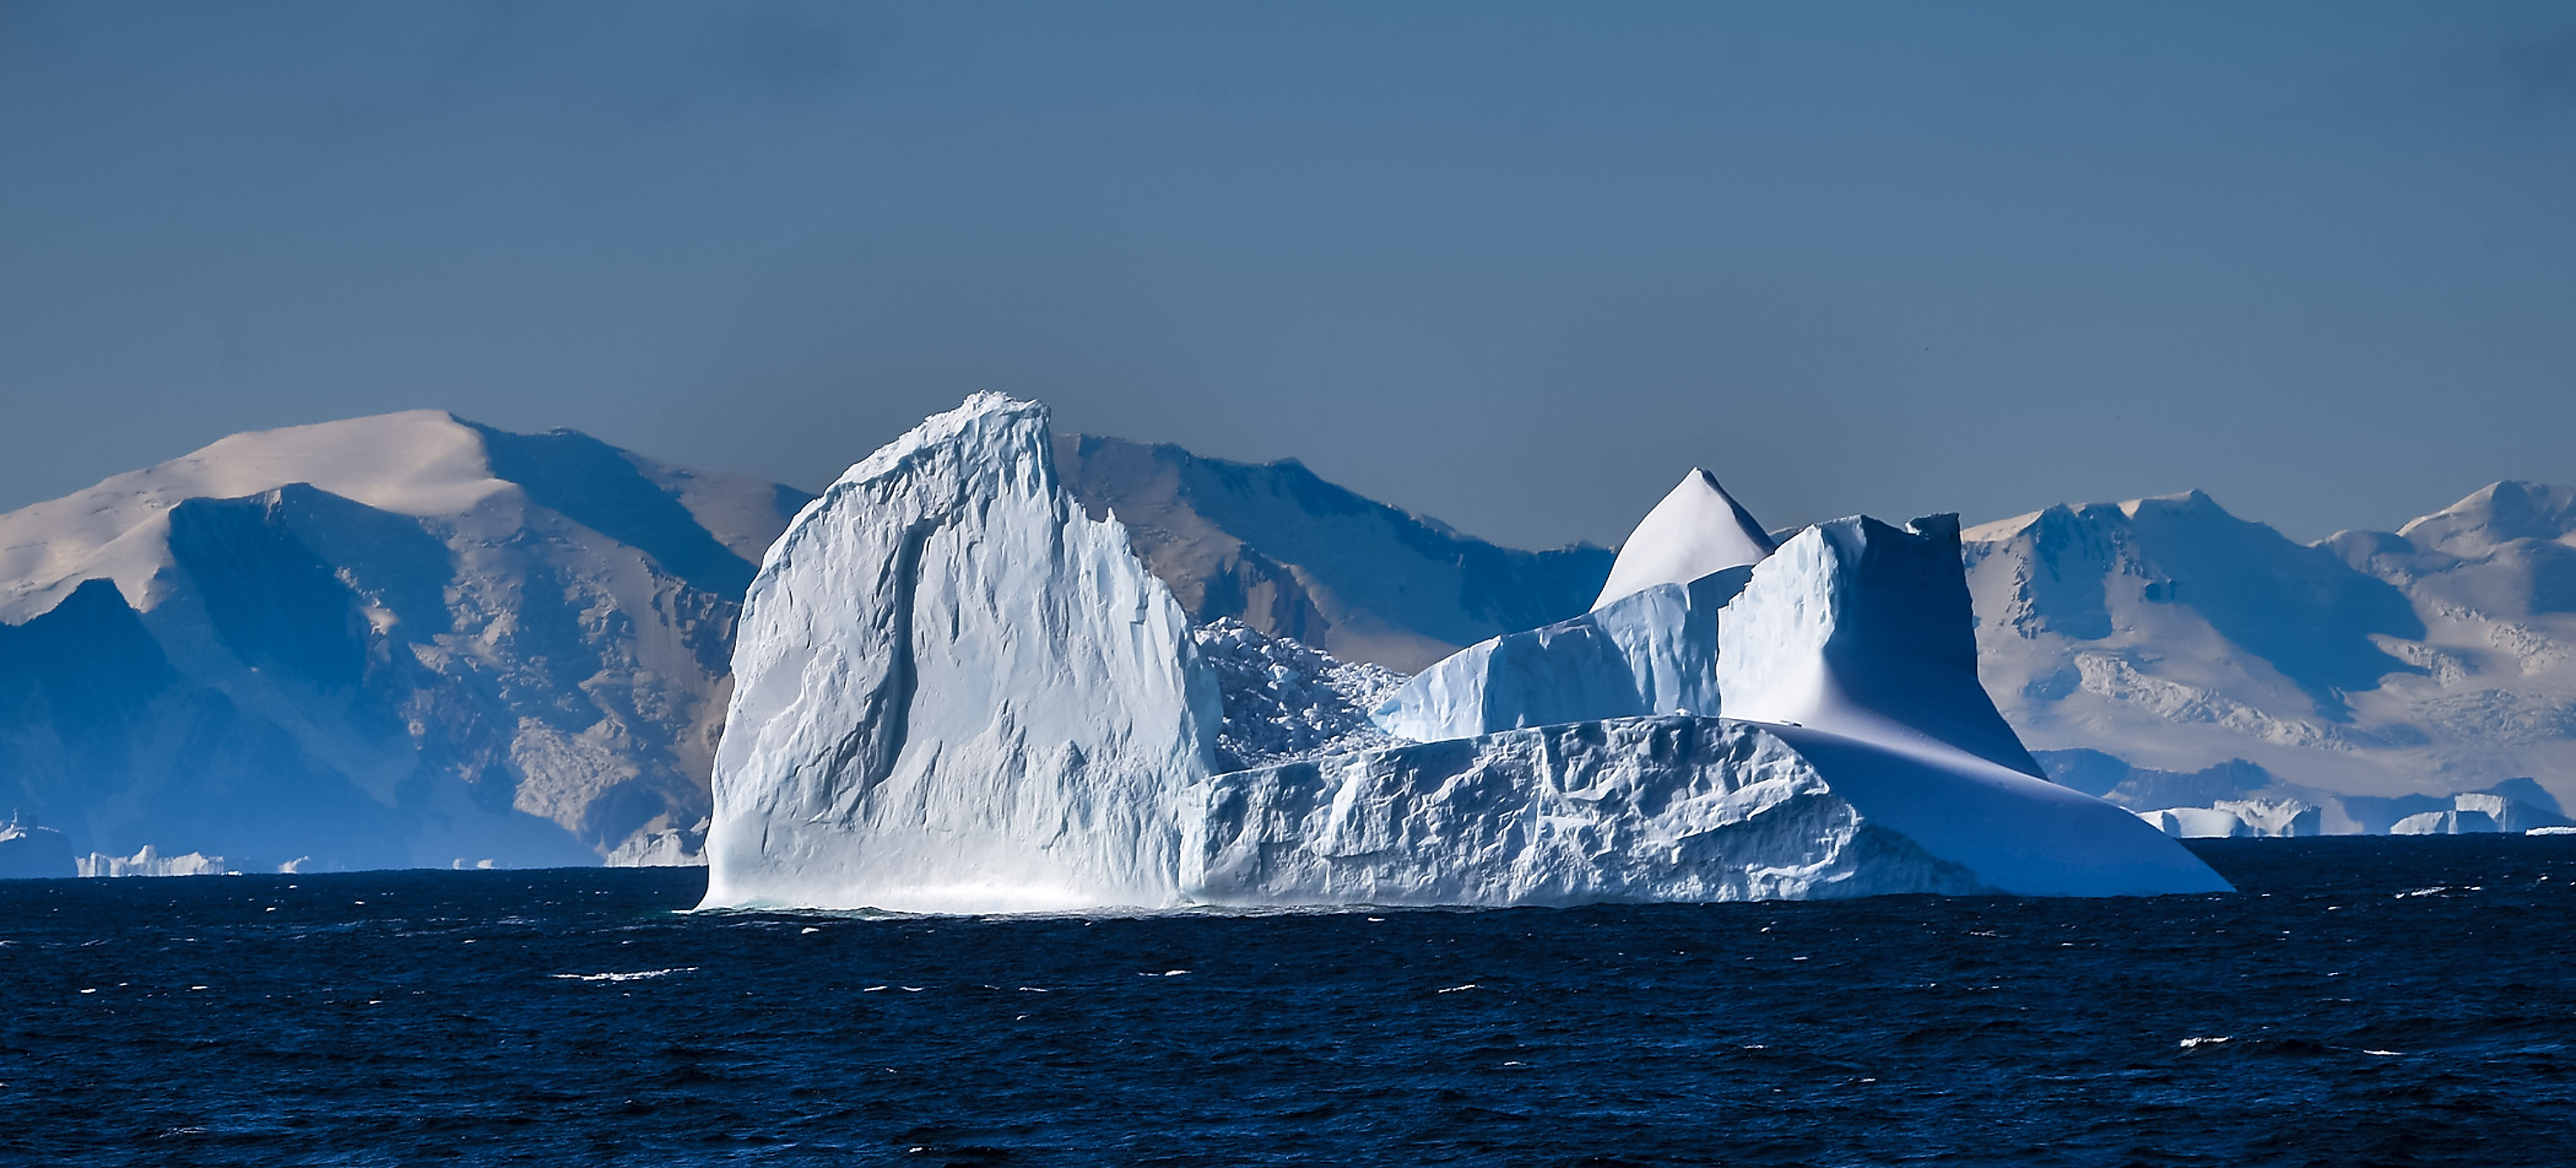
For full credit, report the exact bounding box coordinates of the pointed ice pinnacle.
[1592,470,1777,611]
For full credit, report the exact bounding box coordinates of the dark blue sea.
[6,838,2574,1166]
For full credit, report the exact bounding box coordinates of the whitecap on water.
[550,967,697,983]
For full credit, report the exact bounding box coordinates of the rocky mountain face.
[1053,435,1613,672]
[1965,482,2576,812]
[0,412,807,872]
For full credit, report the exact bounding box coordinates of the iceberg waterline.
[699,393,2229,911]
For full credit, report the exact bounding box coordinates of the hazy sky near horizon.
[3,1,2572,549]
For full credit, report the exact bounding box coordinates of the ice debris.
[1193,617,1406,771]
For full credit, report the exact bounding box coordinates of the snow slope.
[1591,470,1776,610]
[0,412,806,870]
[1054,435,1613,672]
[699,394,1220,912]
[1965,482,2576,812]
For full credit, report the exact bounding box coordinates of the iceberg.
[76,844,232,877]
[2133,799,2322,839]
[699,394,1219,912]
[705,396,2229,911]
[0,812,75,879]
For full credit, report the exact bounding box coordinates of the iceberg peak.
[1593,469,1776,611]
[700,393,1220,912]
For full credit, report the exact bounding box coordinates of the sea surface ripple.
[4,837,2573,1165]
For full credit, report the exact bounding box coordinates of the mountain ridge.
[4,409,2570,868]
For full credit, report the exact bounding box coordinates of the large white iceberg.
[699,394,1219,912]
[702,397,2229,911]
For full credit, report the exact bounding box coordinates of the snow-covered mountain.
[1965,482,2576,819]
[1053,435,1613,672]
[0,411,808,872]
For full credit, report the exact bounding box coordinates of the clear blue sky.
[3,1,2570,547]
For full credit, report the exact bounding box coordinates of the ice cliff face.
[700,394,1220,912]
[1054,434,1613,672]
[1725,514,2047,779]
[1965,482,2576,816]
[0,411,807,872]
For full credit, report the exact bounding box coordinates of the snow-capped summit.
[0,411,808,872]
[1591,469,1775,611]
[1967,481,2576,817]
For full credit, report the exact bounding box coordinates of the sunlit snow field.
[6,837,2573,1165]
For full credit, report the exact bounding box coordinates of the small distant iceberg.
[76,844,233,878]
[0,812,75,879]
[699,395,2230,911]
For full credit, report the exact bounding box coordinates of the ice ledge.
[1187,715,2230,908]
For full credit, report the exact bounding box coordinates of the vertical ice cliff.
[700,394,1220,912]
[1721,514,2047,779]
[1591,470,1776,611]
